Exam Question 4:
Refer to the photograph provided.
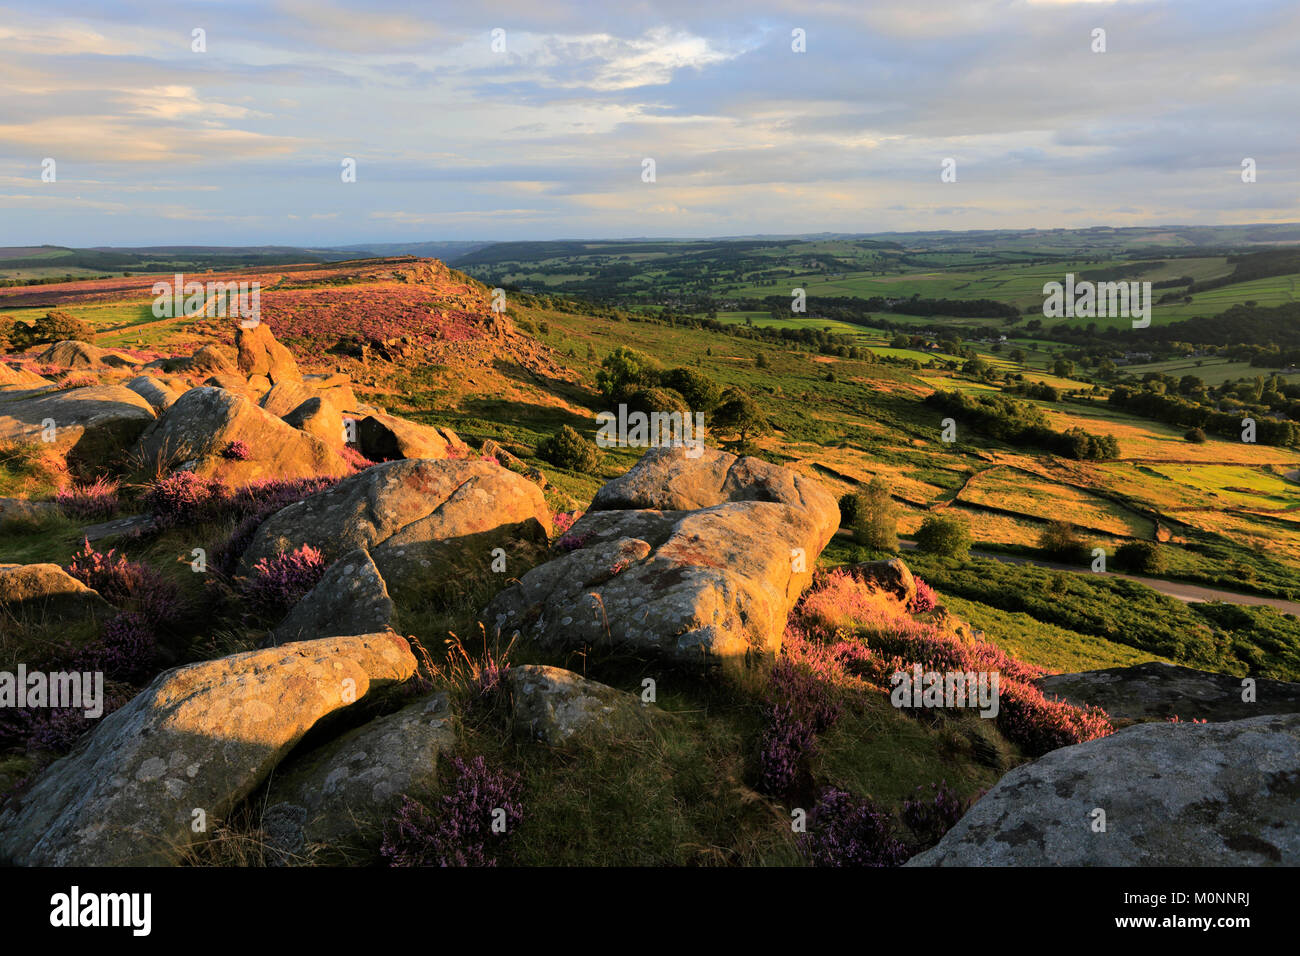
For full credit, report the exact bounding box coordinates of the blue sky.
[0,0,1296,246]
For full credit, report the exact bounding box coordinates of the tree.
[625,386,689,418]
[1184,427,1207,444]
[661,367,721,410]
[712,386,770,444]
[25,310,95,346]
[915,514,972,558]
[1053,357,1075,378]
[755,352,770,369]
[849,478,898,551]
[596,346,660,401]
[537,425,600,474]
[1037,520,1089,563]
[1009,348,1027,364]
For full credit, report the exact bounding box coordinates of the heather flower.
[58,373,99,389]
[757,703,818,796]
[381,756,523,867]
[65,540,182,625]
[552,510,583,535]
[55,476,120,521]
[908,577,938,614]
[553,531,594,553]
[221,439,252,461]
[799,787,910,867]
[339,445,376,473]
[902,781,968,849]
[144,471,224,526]
[240,544,328,623]
[71,612,157,683]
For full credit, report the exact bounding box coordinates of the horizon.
[2,0,1297,247]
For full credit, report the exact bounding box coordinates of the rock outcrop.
[1035,661,1300,723]
[356,412,468,461]
[0,633,417,866]
[0,563,113,624]
[482,446,839,668]
[36,340,135,370]
[0,385,155,467]
[262,692,456,856]
[240,458,551,599]
[236,323,300,384]
[272,548,393,645]
[506,665,653,745]
[907,714,1300,866]
[132,386,349,482]
[124,374,180,413]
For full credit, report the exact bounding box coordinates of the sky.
[0,0,1296,247]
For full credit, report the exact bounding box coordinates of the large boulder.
[124,374,180,413]
[850,558,917,606]
[0,498,60,530]
[356,412,468,461]
[0,633,417,866]
[37,340,135,370]
[132,386,349,483]
[259,381,318,418]
[187,344,237,376]
[240,458,551,599]
[236,323,301,384]
[0,563,113,624]
[907,714,1300,866]
[262,692,456,855]
[0,362,51,391]
[282,396,345,449]
[0,385,155,467]
[506,665,654,746]
[272,548,393,645]
[482,446,838,668]
[1035,661,1300,723]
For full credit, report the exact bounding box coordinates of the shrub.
[1114,540,1165,575]
[144,471,224,526]
[536,425,599,473]
[56,477,120,521]
[71,612,157,683]
[1037,520,1089,563]
[799,788,911,867]
[838,492,861,527]
[380,756,523,867]
[756,658,842,795]
[901,781,968,850]
[908,577,938,614]
[0,315,15,352]
[915,514,972,558]
[552,510,582,535]
[239,544,327,624]
[1184,427,1208,443]
[57,373,99,389]
[221,440,252,461]
[65,539,182,624]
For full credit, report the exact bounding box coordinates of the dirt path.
[893,540,1300,615]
